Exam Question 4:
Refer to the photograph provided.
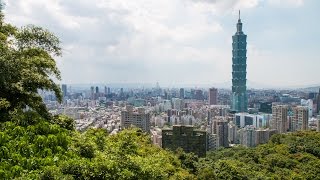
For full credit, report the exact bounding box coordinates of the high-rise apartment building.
[104,86,108,95]
[271,105,288,133]
[162,125,207,157]
[179,88,185,99]
[228,121,238,144]
[61,84,67,97]
[90,86,95,100]
[209,88,218,105]
[292,106,309,131]
[172,98,183,110]
[216,120,229,148]
[121,106,150,132]
[239,125,256,147]
[231,11,248,112]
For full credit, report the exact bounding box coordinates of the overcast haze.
[3,0,320,88]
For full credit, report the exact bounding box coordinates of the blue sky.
[3,0,320,88]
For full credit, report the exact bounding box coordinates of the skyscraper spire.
[237,10,243,33]
[232,10,248,112]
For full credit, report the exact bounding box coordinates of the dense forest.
[1,8,320,180]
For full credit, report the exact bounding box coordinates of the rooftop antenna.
[239,10,241,20]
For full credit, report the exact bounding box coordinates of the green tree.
[0,11,62,121]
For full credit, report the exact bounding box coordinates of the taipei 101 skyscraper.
[232,11,248,112]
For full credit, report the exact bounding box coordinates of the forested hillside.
[0,112,192,179]
[196,131,320,179]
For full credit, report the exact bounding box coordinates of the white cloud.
[268,0,304,7]
[3,0,317,87]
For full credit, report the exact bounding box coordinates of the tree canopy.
[0,111,193,179]
[0,11,62,121]
[196,131,320,179]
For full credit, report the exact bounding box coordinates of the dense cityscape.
[1,0,320,179]
[40,14,320,157]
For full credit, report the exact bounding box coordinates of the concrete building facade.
[209,88,218,105]
[216,120,229,148]
[271,105,288,133]
[121,106,150,132]
[239,125,256,147]
[162,125,207,157]
[292,106,309,131]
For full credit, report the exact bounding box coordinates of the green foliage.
[51,115,75,131]
[0,112,192,179]
[0,14,62,121]
[197,131,320,179]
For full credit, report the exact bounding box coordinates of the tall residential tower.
[231,11,248,112]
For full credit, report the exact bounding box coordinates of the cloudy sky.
[3,0,320,88]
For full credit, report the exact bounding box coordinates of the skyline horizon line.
[58,81,320,90]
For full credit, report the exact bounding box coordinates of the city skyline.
[3,0,320,87]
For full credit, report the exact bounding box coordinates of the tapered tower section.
[232,11,248,112]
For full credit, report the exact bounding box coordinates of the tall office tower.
[61,84,67,97]
[216,120,229,148]
[239,125,256,147]
[293,106,309,131]
[179,88,185,99]
[209,88,218,105]
[231,11,248,112]
[317,88,320,114]
[162,125,207,157]
[95,86,99,94]
[271,105,288,133]
[104,86,107,95]
[190,89,195,99]
[121,106,150,132]
[90,86,95,100]
[194,90,204,100]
